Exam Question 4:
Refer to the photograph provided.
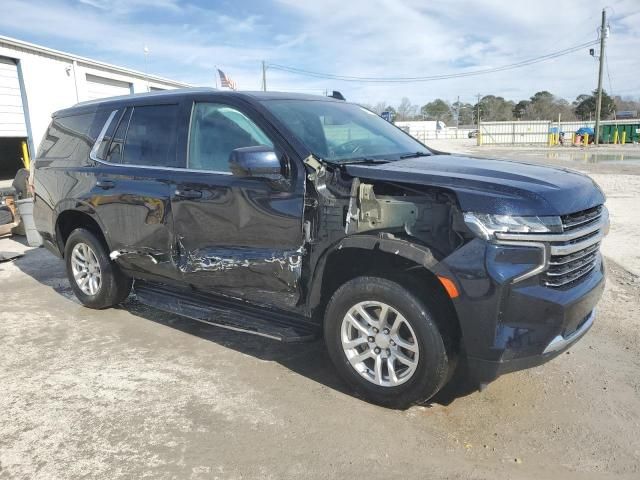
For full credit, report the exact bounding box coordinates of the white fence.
[394,121,475,141]
[478,119,639,145]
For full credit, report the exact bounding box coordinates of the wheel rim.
[70,242,102,296]
[340,301,420,387]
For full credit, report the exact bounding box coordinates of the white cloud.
[272,0,640,104]
[78,0,182,14]
[0,0,638,105]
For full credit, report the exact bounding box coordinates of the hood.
[344,155,605,216]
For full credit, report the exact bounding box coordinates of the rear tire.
[324,276,451,408]
[64,228,132,309]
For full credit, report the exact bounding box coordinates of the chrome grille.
[544,243,600,287]
[543,207,605,288]
[560,205,603,231]
[495,205,607,288]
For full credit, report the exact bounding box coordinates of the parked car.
[468,129,478,138]
[33,89,608,408]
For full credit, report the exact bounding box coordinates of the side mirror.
[228,146,284,181]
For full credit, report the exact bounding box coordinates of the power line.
[267,40,599,83]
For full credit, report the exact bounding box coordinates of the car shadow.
[12,244,477,409]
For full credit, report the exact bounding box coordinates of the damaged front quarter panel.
[345,180,419,234]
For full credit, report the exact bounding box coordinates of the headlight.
[463,212,563,240]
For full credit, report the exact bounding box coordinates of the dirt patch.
[0,237,639,479]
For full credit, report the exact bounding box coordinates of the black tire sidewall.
[324,276,449,408]
[64,228,129,309]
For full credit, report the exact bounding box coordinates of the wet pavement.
[428,139,640,175]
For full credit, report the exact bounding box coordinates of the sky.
[1,0,639,107]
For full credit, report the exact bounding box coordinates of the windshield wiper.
[399,151,431,159]
[337,158,391,165]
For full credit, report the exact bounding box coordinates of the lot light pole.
[143,45,150,92]
[594,8,608,145]
[262,61,267,92]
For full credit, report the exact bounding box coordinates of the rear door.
[89,102,186,281]
[170,98,305,310]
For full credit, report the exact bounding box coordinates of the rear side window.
[39,111,109,161]
[122,104,179,167]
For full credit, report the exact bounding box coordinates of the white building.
[0,35,190,181]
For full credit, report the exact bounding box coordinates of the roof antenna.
[328,90,345,101]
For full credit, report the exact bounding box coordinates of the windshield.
[261,99,429,163]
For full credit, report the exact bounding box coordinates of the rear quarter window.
[38,110,109,162]
[39,114,91,159]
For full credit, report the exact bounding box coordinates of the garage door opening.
[0,137,26,181]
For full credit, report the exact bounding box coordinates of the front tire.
[64,228,132,309]
[324,276,451,408]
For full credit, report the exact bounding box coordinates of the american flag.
[218,69,237,90]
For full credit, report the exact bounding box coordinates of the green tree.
[513,100,530,119]
[574,90,616,120]
[420,99,452,123]
[474,95,514,121]
[524,91,575,120]
[451,101,474,125]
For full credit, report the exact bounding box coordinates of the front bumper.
[467,309,596,384]
[434,238,605,384]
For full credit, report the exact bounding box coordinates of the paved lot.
[1,145,640,479]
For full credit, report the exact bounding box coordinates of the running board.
[133,281,320,343]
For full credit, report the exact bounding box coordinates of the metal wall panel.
[85,73,132,100]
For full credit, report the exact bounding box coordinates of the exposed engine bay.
[303,156,470,262]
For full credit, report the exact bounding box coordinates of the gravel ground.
[1,144,639,479]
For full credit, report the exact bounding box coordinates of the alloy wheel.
[340,301,419,387]
[70,242,102,296]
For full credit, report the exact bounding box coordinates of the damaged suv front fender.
[307,232,439,310]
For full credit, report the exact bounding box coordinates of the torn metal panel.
[176,243,305,288]
[346,182,419,234]
[110,248,169,264]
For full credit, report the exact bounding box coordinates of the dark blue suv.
[33,89,607,407]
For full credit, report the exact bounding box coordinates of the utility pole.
[594,8,607,145]
[261,61,267,92]
[476,93,482,146]
[455,95,460,139]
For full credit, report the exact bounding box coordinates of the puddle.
[540,150,640,164]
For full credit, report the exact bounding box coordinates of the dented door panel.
[89,164,178,280]
[171,173,305,310]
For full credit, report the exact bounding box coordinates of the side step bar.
[134,281,320,343]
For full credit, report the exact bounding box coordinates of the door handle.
[96,179,116,189]
[175,188,202,199]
